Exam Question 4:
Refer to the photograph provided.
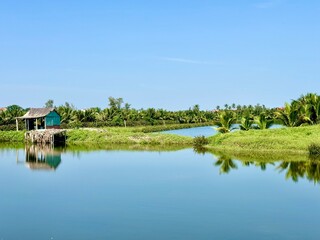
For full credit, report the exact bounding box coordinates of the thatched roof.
[18,108,57,119]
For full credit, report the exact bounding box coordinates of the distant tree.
[193,104,200,113]
[108,97,123,110]
[44,99,54,108]
[4,105,25,124]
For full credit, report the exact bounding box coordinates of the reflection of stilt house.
[16,108,66,144]
[25,145,62,171]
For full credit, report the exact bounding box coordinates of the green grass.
[0,126,193,145]
[0,131,25,142]
[66,127,193,145]
[208,124,320,154]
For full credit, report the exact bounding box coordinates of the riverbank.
[67,127,192,145]
[3,124,320,153]
[0,126,193,145]
[207,124,320,154]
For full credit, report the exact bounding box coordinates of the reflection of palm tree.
[277,161,306,182]
[305,160,320,184]
[277,160,320,184]
[242,161,254,167]
[255,162,274,171]
[215,155,237,174]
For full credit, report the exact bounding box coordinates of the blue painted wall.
[45,111,60,127]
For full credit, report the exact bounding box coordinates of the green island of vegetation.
[207,124,320,155]
[2,93,320,157]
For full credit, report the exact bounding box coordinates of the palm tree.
[275,103,302,127]
[239,115,254,131]
[254,112,273,130]
[214,110,236,133]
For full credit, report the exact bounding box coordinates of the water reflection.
[21,145,63,171]
[208,150,320,184]
[277,160,320,184]
[214,155,237,174]
[2,142,320,183]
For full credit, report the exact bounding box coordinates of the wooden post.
[16,118,19,131]
[36,119,38,130]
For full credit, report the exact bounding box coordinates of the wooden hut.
[16,108,61,131]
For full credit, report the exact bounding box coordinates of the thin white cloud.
[160,57,220,65]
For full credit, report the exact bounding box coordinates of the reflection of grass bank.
[207,149,308,162]
[66,142,189,152]
[208,124,320,154]
[0,142,25,149]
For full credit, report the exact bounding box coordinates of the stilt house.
[17,108,61,131]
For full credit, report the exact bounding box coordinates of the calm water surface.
[162,125,283,137]
[0,145,319,240]
[162,126,217,137]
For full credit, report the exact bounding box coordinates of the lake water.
[162,125,284,137]
[162,126,218,137]
[0,144,319,240]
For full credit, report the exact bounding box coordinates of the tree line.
[1,93,319,131]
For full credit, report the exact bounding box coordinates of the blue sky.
[0,0,319,110]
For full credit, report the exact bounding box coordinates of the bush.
[308,143,320,157]
[193,135,209,147]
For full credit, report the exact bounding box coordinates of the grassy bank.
[208,124,320,154]
[66,127,192,145]
[0,131,25,142]
[0,126,193,145]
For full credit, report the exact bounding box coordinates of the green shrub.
[193,135,209,147]
[308,143,320,157]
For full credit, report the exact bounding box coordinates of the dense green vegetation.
[2,93,320,131]
[214,93,320,133]
[0,96,277,130]
[205,93,320,153]
[2,93,320,153]
[208,124,320,154]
